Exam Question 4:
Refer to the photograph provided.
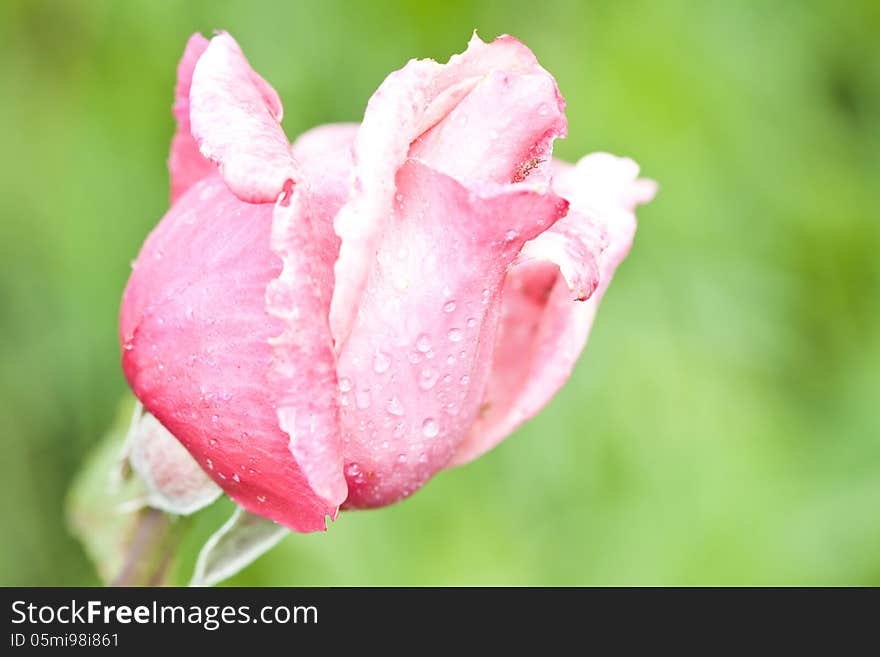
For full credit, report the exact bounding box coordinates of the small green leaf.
[128,404,223,515]
[66,395,189,585]
[190,507,288,587]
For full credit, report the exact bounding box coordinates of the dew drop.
[443,300,456,313]
[504,229,519,241]
[446,355,455,365]
[397,453,408,464]
[386,396,405,416]
[209,438,217,446]
[393,423,407,438]
[338,377,353,392]
[460,375,470,386]
[408,351,422,364]
[373,350,391,374]
[416,333,432,352]
[422,418,439,438]
[448,328,463,342]
[466,317,476,328]
[419,367,439,390]
[232,473,241,483]
[257,495,267,503]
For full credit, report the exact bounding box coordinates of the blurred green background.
[1,0,878,586]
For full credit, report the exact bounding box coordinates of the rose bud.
[120,32,656,532]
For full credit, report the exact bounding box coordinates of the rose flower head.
[120,31,656,532]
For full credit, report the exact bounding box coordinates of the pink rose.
[120,32,656,532]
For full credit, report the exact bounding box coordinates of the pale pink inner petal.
[451,153,656,465]
[289,122,359,271]
[337,160,568,509]
[330,33,566,349]
[409,70,564,185]
[189,32,296,203]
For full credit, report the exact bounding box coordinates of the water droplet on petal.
[448,328,462,342]
[419,367,439,390]
[338,377,353,392]
[416,333,432,352]
[505,229,519,241]
[443,300,456,313]
[460,375,470,386]
[386,396,405,416]
[373,350,391,374]
[466,317,476,328]
[422,418,439,438]
[408,351,422,364]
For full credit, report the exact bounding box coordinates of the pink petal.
[408,69,565,185]
[120,176,338,532]
[451,153,657,465]
[290,123,359,244]
[265,184,347,509]
[168,34,215,204]
[337,160,568,508]
[263,123,358,507]
[331,32,565,347]
[189,32,296,203]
